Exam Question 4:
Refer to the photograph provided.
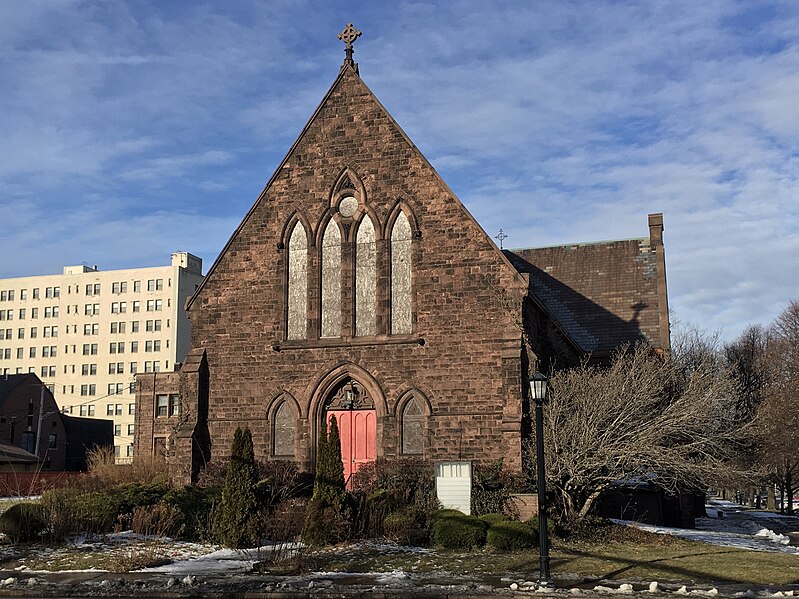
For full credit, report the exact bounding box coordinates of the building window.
[114,424,121,436]
[133,281,141,292]
[401,397,425,455]
[131,321,139,332]
[390,211,413,335]
[127,424,135,435]
[130,362,137,374]
[272,401,295,457]
[131,341,138,353]
[156,395,168,417]
[355,216,377,336]
[128,403,136,415]
[286,220,308,340]
[132,301,140,313]
[320,219,342,338]
[48,434,57,449]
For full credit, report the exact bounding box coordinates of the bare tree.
[542,340,748,521]
[756,301,799,514]
[725,325,770,423]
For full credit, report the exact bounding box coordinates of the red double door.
[326,409,376,488]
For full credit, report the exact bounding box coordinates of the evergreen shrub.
[212,427,260,548]
[0,503,47,543]
[163,485,220,541]
[430,509,487,549]
[486,519,536,551]
[479,513,511,526]
[302,416,351,546]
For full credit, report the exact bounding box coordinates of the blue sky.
[1,0,798,342]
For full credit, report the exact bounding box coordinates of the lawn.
[1,526,797,588]
[297,528,799,587]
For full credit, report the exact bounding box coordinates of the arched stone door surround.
[306,362,388,483]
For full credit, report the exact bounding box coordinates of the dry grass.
[85,447,168,488]
[305,530,799,586]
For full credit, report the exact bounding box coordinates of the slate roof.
[505,235,665,355]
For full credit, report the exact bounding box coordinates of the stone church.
[134,26,670,485]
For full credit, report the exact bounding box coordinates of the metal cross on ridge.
[338,23,362,66]
[495,229,508,250]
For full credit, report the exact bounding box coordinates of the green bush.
[431,509,487,549]
[213,427,260,548]
[383,505,430,546]
[479,513,511,526]
[73,491,122,535]
[163,485,220,541]
[486,519,536,551]
[303,417,352,546]
[110,482,170,514]
[301,495,351,546]
[0,503,47,543]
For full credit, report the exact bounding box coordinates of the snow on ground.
[137,542,304,574]
[613,498,799,555]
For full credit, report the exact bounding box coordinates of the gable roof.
[506,223,668,355]
[0,373,38,410]
[188,63,527,310]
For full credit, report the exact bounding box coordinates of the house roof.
[0,442,39,464]
[505,231,666,355]
[0,373,38,410]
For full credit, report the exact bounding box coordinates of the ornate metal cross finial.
[495,229,508,250]
[338,22,362,67]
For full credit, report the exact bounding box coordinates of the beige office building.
[0,253,203,459]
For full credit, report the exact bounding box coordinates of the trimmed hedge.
[478,513,510,526]
[431,509,487,549]
[486,519,536,551]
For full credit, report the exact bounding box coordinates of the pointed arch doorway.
[324,378,376,489]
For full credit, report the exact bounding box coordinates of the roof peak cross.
[338,22,362,69]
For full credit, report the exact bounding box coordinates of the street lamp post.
[529,372,552,587]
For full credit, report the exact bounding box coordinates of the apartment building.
[0,252,203,459]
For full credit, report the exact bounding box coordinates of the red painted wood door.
[326,409,376,488]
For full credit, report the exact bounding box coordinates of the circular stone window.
[338,196,358,217]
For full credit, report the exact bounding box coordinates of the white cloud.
[1,0,798,341]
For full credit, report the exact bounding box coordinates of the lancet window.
[286,221,308,340]
[321,219,342,338]
[355,217,377,336]
[390,211,413,335]
[272,401,295,457]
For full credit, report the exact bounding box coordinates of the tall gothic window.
[272,401,295,457]
[390,211,412,335]
[401,397,424,455]
[287,221,307,340]
[355,217,376,336]
[321,219,342,338]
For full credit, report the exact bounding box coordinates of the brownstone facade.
[134,61,670,485]
[135,63,531,483]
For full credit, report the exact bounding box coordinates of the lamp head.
[529,371,548,403]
